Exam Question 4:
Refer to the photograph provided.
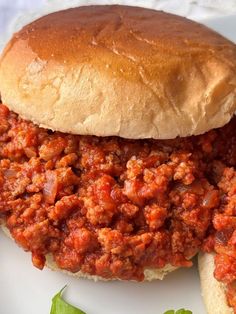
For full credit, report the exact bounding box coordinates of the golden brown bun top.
[0,5,236,138]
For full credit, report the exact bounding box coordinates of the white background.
[0,1,236,314]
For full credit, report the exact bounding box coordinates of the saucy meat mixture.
[0,104,235,308]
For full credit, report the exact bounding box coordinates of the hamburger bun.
[198,253,233,314]
[0,5,236,289]
[0,5,236,139]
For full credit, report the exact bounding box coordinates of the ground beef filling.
[0,106,235,288]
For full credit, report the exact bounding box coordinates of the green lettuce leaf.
[164,309,192,314]
[50,286,86,314]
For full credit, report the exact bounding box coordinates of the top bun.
[0,5,236,139]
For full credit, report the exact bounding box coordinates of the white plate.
[0,14,236,314]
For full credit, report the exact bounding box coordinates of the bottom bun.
[46,255,177,281]
[1,225,177,281]
[198,253,233,314]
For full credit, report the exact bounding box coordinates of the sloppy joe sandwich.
[0,5,236,312]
